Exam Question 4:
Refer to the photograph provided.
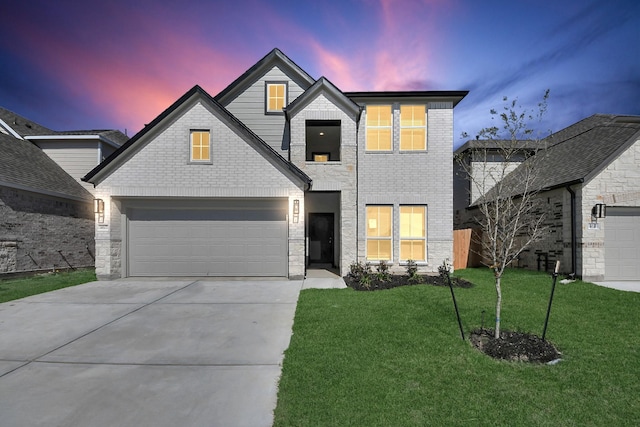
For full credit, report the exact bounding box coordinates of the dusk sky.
[1,0,638,148]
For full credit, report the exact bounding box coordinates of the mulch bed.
[344,274,474,291]
[470,329,561,363]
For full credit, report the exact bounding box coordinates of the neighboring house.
[0,133,95,273]
[0,107,127,194]
[83,48,467,279]
[454,114,640,282]
[0,107,127,274]
[453,139,543,223]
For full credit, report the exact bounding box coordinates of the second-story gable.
[215,48,315,154]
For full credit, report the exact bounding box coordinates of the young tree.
[457,90,550,338]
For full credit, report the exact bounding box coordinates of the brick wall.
[358,102,454,273]
[289,94,358,275]
[0,186,94,273]
[94,100,306,279]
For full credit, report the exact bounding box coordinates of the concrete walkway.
[0,276,344,427]
[593,281,640,292]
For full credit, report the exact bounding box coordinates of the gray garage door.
[127,200,288,277]
[604,207,640,280]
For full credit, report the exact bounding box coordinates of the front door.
[308,213,334,265]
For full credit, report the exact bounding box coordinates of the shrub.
[406,259,421,284]
[375,260,391,282]
[348,261,373,289]
[438,260,452,286]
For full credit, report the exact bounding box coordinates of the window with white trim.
[190,130,210,162]
[400,205,426,261]
[400,105,426,150]
[366,206,392,261]
[266,82,287,114]
[366,105,392,151]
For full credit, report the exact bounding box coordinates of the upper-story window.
[366,105,392,151]
[265,82,287,114]
[400,105,426,150]
[306,120,341,162]
[190,130,211,162]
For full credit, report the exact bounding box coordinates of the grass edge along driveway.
[274,268,640,426]
[0,269,96,303]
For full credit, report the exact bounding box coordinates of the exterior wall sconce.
[293,199,300,223]
[592,203,606,220]
[94,198,105,223]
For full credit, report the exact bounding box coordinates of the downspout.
[566,185,577,277]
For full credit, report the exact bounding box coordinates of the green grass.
[0,269,96,303]
[274,268,640,426]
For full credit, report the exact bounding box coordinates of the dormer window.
[265,82,287,114]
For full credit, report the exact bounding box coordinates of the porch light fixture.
[293,199,300,223]
[94,199,104,214]
[94,198,105,224]
[592,203,606,220]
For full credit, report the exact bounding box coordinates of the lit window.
[366,105,392,151]
[400,206,426,261]
[313,153,329,162]
[400,105,426,150]
[266,82,287,113]
[190,130,210,162]
[366,206,392,261]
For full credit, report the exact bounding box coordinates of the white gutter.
[25,134,122,148]
[0,118,24,140]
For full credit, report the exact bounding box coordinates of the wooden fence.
[453,228,483,270]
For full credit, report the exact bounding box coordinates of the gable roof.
[495,114,640,196]
[284,76,362,120]
[0,133,92,201]
[214,48,316,106]
[83,85,312,187]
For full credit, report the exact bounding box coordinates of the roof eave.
[345,90,469,107]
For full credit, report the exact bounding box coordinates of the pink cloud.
[7,5,251,134]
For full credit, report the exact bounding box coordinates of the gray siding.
[37,141,99,194]
[225,66,307,153]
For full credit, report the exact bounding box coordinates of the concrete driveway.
[0,278,303,427]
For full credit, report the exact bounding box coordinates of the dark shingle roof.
[454,139,545,155]
[498,114,640,196]
[0,133,92,201]
[55,129,128,146]
[0,107,55,136]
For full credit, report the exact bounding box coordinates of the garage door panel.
[128,205,287,277]
[605,208,640,280]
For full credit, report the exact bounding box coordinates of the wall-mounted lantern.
[94,198,105,223]
[592,203,606,220]
[293,199,300,223]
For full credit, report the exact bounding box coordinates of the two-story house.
[83,49,467,279]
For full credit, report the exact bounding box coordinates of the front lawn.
[0,269,96,303]
[274,268,640,426]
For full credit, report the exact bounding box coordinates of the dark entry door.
[308,213,334,265]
